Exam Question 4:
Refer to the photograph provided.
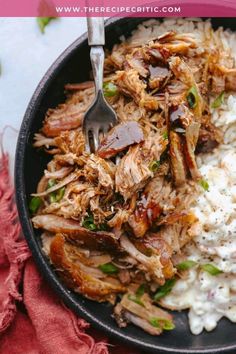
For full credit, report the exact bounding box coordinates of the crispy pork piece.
[54,129,85,156]
[84,154,116,188]
[128,196,161,238]
[125,48,149,78]
[120,235,165,284]
[50,234,126,302]
[151,31,197,55]
[169,131,187,186]
[116,69,147,104]
[169,56,203,119]
[115,133,168,199]
[116,69,159,110]
[42,88,94,137]
[44,166,73,180]
[196,120,223,153]
[169,104,201,181]
[133,234,175,280]
[148,64,171,90]
[97,121,144,159]
[114,293,173,335]
[32,214,121,253]
[183,121,201,180]
[42,111,83,138]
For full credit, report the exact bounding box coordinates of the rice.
[162,94,236,334]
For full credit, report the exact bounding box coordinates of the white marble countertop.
[0,18,87,175]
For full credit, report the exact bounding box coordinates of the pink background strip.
[1,0,236,17]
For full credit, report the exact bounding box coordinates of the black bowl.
[15,17,236,354]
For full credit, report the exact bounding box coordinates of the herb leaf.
[82,213,109,231]
[37,17,56,34]
[187,86,198,109]
[201,263,222,276]
[29,196,42,214]
[163,131,168,140]
[149,317,175,330]
[128,284,146,307]
[128,294,144,307]
[212,91,225,109]
[199,179,209,192]
[99,263,118,274]
[154,278,176,301]
[103,82,118,97]
[55,187,65,202]
[136,284,145,297]
[47,180,65,203]
[82,214,97,231]
[176,260,198,271]
[47,179,57,189]
[149,160,160,172]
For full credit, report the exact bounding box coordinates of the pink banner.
[0,0,236,17]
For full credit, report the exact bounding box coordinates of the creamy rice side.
[162,95,236,334]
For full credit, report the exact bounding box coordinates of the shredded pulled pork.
[30,19,236,337]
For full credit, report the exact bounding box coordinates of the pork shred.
[97,121,144,159]
[31,19,236,336]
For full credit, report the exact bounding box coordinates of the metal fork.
[83,17,118,153]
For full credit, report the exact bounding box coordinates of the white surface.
[0,18,87,173]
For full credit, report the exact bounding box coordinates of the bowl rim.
[14,17,236,354]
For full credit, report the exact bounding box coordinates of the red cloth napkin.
[0,152,140,354]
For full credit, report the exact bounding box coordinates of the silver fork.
[83,17,118,153]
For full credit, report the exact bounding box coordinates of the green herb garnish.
[49,187,65,203]
[154,278,176,301]
[128,295,144,306]
[56,187,65,202]
[103,82,118,97]
[82,213,109,231]
[201,263,222,276]
[98,222,109,231]
[82,214,97,231]
[99,263,118,274]
[187,86,198,109]
[29,196,42,214]
[149,317,175,330]
[37,17,56,34]
[47,180,65,204]
[163,131,168,140]
[136,284,146,297]
[176,260,198,271]
[212,91,225,109]
[128,284,146,307]
[47,179,57,189]
[199,179,209,192]
[149,160,161,172]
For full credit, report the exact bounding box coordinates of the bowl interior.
[15,17,236,354]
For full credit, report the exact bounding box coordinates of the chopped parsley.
[176,260,198,271]
[99,263,118,274]
[29,196,42,214]
[103,82,118,97]
[201,263,223,276]
[154,278,176,301]
[187,86,198,109]
[149,160,161,172]
[199,179,209,192]
[211,91,225,109]
[149,317,175,330]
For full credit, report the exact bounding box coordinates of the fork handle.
[87,17,105,95]
[87,17,105,46]
[90,46,104,95]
